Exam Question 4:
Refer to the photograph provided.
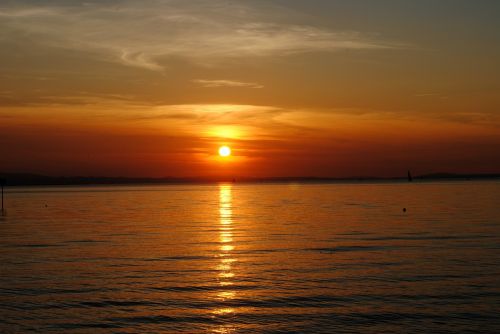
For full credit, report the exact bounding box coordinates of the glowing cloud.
[193,79,263,89]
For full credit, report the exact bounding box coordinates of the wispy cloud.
[0,0,400,70]
[193,79,263,89]
[142,104,284,122]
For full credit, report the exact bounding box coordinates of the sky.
[1,0,499,178]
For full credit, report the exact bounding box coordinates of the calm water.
[1,182,500,333]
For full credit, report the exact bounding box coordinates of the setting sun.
[218,146,231,157]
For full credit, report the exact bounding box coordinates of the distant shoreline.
[1,173,499,186]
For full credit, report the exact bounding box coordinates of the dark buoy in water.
[403,207,407,213]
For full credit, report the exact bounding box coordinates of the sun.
[218,146,231,157]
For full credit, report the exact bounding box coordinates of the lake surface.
[1,182,500,333]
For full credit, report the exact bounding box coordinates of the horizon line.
[1,172,499,186]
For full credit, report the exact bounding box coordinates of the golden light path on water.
[1,183,500,332]
[213,184,237,333]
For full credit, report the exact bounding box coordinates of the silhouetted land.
[0,172,499,186]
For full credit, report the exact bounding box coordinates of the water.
[1,182,500,333]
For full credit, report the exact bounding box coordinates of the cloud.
[0,0,399,70]
[0,91,138,108]
[143,104,284,121]
[193,79,263,89]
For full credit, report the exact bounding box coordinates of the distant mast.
[407,170,413,182]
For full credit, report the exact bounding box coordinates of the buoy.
[403,208,407,213]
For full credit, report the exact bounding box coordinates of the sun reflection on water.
[212,184,237,331]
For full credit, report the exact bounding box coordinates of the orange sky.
[1,1,499,178]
